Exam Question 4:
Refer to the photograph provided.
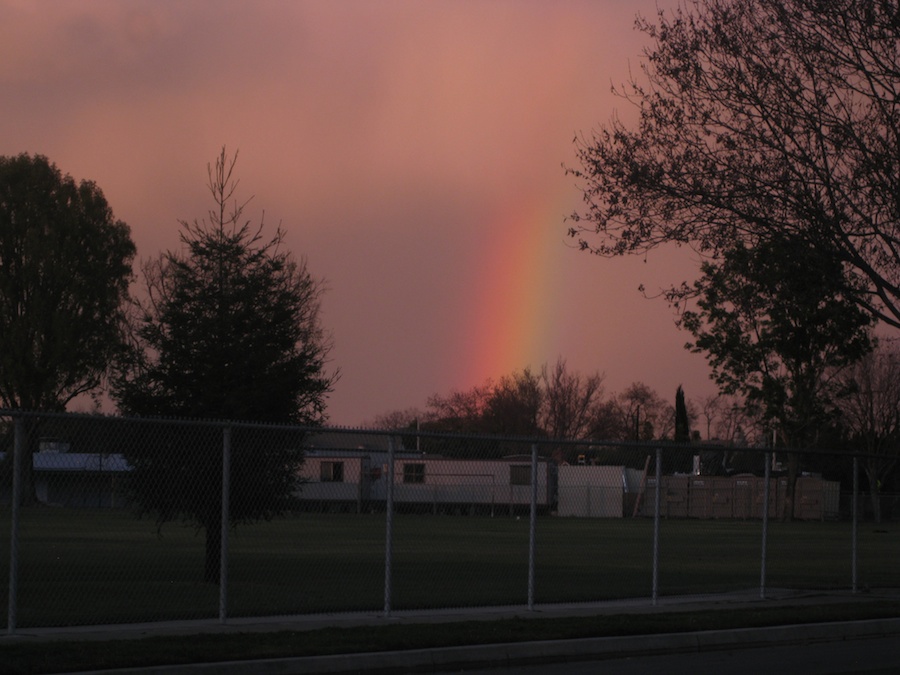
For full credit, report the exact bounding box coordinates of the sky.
[0,0,718,426]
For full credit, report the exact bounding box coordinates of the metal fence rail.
[1,409,896,634]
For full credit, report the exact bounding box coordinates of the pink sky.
[1,0,717,426]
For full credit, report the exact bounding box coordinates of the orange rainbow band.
[459,191,568,388]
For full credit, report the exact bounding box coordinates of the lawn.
[0,508,896,629]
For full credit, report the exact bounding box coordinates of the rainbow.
[456,190,571,388]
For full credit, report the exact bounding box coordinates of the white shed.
[557,465,626,518]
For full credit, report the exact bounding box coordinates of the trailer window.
[510,465,531,486]
[320,461,344,483]
[403,463,425,484]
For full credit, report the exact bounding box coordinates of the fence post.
[384,436,395,617]
[7,416,23,636]
[527,444,537,611]
[652,447,661,606]
[219,426,231,624]
[852,455,858,594]
[760,451,771,599]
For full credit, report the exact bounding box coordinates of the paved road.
[436,635,900,674]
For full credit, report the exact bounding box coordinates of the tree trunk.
[21,456,38,506]
[780,452,799,522]
[865,463,882,524]
[18,418,40,507]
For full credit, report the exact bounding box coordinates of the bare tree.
[836,342,900,522]
[612,382,674,442]
[540,358,606,440]
[708,396,751,444]
[697,394,765,476]
[367,408,424,431]
[483,368,544,437]
[698,394,722,442]
[424,381,494,432]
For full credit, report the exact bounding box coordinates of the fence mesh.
[1,410,897,632]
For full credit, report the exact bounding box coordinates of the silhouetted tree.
[614,382,673,442]
[540,358,606,441]
[483,369,543,437]
[415,362,611,459]
[835,342,900,522]
[568,0,900,329]
[696,394,720,442]
[0,153,135,502]
[419,375,536,457]
[113,148,336,583]
[368,408,423,431]
[680,236,872,517]
[674,386,691,444]
[424,382,493,433]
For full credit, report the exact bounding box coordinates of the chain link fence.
[1,409,897,633]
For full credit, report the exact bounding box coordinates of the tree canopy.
[567,0,900,327]
[0,153,135,411]
[679,236,872,449]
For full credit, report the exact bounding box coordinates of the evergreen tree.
[674,386,691,444]
[113,148,336,582]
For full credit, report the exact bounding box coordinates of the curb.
[64,617,900,675]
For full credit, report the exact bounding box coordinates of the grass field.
[0,508,897,629]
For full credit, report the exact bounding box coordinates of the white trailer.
[297,454,373,512]
[392,457,551,514]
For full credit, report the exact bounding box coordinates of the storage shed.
[557,465,626,517]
